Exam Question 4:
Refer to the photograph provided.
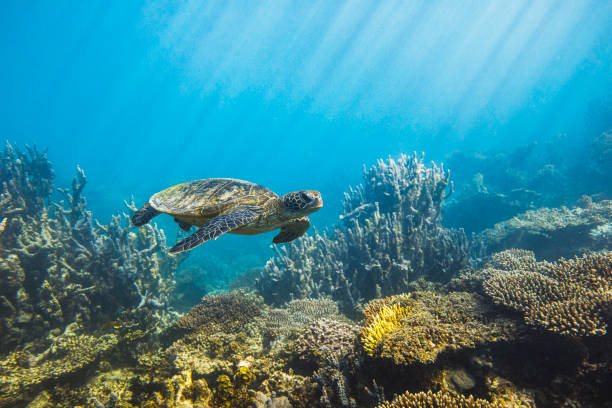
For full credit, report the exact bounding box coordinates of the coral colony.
[1,142,612,407]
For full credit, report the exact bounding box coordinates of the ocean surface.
[1,1,612,407]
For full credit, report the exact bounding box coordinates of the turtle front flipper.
[273,217,310,244]
[169,209,259,254]
[132,202,160,226]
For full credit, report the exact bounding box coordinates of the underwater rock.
[361,292,520,365]
[258,153,472,315]
[483,250,612,336]
[477,198,612,260]
[591,128,612,177]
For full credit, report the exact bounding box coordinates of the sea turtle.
[132,178,323,254]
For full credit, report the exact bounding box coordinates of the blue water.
[2,1,612,284]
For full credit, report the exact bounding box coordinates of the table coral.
[293,318,359,364]
[175,291,263,334]
[483,250,612,336]
[259,298,343,338]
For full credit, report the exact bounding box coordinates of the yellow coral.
[361,302,411,355]
[376,389,507,408]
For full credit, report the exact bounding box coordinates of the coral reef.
[0,329,118,407]
[0,143,185,354]
[361,301,411,356]
[483,250,612,336]
[258,153,472,314]
[293,318,359,365]
[442,141,569,234]
[362,292,519,365]
[591,128,612,177]
[375,389,507,408]
[2,143,612,408]
[477,198,612,260]
[258,298,343,338]
[175,291,263,334]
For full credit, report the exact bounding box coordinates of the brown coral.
[293,318,359,364]
[259,298,342,338]
[0,332,117,406]
[376,389,506,408]
[175,291,263,334]
[483,250,612,336]
[362,292,518,365]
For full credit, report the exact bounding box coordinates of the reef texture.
[0,142,185,353]
[478,197,612,260]
[258,153,472,314]
[483,249,612,336]
[375,389,507,408]
[0,328,118,407]
[258,298,343,339]
[361,291,520,365]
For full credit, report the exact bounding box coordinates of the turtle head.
[280,190,323,217]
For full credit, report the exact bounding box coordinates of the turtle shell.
[149,178,277,217]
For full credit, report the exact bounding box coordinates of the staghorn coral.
[0,142,54,218]
[478,199,612,260]
[0,144,185,354]
[483,250,612,336]
[362,292,519,365]
[375,389,507,408]
[258,153,471,314]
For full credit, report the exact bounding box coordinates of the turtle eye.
[300,192,312,203]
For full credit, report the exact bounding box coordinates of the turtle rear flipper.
[273,217,310,244]
[132,202,160,226]
[169,209,259,254]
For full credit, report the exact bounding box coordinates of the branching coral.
[361,292,518,365]
[375,389,507,408]
[483,250,612,336]
[258,153,471,314]
[0,144,185,355]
